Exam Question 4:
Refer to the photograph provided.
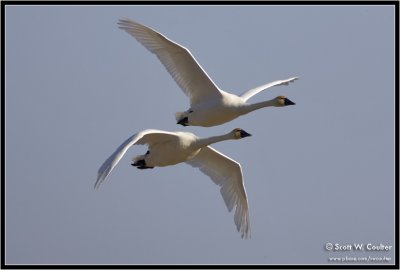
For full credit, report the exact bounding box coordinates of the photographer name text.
[325,243,392,252]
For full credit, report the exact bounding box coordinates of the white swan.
[118,18,298,127]
[95,128,252,238]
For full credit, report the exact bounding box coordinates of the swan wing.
[118,19,223,106]
[240,76,299,102]
[95,129,178,190]
[186,146,250,238]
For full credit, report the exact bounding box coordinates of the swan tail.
[175,110,191,126]
[175,111,187,122]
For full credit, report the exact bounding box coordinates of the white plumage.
[95,128,252,238]
[118,18,298,127]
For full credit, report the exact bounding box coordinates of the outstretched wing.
[186,146,251,239]
[240,77,299,102]
[95,129,178,189]
[118,18,222,106]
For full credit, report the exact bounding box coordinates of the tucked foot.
[132,159,146,167]
[177,117,189,126]
[131,159,154,169]
[137,166,154,169]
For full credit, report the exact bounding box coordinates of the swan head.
[275,96,296,106]
[232,128,252,139]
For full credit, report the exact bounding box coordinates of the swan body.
[118,18,298,127]
[95,128,252,238]
[178,94,295,127]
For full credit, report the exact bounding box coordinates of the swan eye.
[233,128,242,138]
[277,96,287,106]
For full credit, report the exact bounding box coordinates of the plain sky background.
[5,4,396,265]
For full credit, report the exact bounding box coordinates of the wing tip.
[94,175,104,190]
[240,213,251,239]
[241,228,251,239]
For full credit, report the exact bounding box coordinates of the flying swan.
[118,18,298,127]
[95,128,252,238]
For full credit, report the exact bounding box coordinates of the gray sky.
[5,5,395,265]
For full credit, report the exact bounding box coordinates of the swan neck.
[195,133,233,149]
[244,99,276,113]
